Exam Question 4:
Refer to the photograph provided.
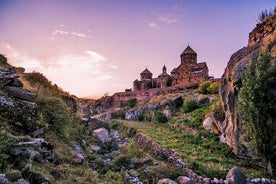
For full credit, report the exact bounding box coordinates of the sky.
[0,0,275,98]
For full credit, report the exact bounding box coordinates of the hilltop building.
[133,46,209,91]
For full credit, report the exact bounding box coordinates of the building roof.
[191,62,208,72]
[181,45,197,56]
[171,68,177,74]
[140,68,153,75]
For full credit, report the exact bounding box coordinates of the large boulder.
[125,109,142,120]
[93,128,111,143]
[225,167,246,184]
[157,178,177,184]
[202,116,213,132]
[171,96,183,109]
[4,86,36,102]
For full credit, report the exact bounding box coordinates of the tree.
[238,52,276,176]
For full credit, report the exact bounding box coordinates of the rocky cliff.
[0,55,40,133]
[219,14,276,165]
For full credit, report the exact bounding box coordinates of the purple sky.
[0,0,275,98]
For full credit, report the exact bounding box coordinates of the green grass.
[113,99,268,179]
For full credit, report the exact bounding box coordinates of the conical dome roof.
[181,46,197,56]
[140,68,152,75]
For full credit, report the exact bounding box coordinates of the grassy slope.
[113,98,268,179]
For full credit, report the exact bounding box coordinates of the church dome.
[181,45,197,56]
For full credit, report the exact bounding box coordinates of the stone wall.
[112,83,199,108]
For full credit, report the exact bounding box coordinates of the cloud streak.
[147,22,158,28]
[159,15,177,24]
[52,29,88,38]
[0,43,117,97]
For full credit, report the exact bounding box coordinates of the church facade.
[133,46,209,91]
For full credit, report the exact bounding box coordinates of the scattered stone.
[93,127,111,143]
[0,95,14,106]
[177,176,194,184]
[15,138,47,148]
[171,96,183,109]
[75,153,85,163]
[72,144,83,153]
[250,178,260,183]
[226,167,246,184]
[197,96,210,107]
[163,105,171,118]
[203,178,211,183]
[0,174,9,184]
[160,99,171,108]
[129,169,140,177]
[125,109,142,121]
[89,145,101,152]
[157,178,177,184]
[203,116,213,132]
[15,179,30,184]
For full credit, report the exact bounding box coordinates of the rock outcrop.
[219,14,276,165]
[0,55,40,133]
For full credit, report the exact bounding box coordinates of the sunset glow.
[0,0,275,98]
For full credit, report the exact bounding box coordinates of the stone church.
[133,46,209,91]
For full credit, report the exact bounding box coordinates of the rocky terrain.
[0,9,276,184]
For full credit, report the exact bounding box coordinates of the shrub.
[154,111,168,123]
[36,96,76,139]
[198,81,211,94]
[6,170,22,181]
[183,99,198,113]
[238,52,276,176]
[207,82,219,94]
[15,67,25,74]
[0,54,7,66]
[114,154,131,167]
[145,164,185,182]
[111,110,125,119]
[257,7,276,23]
[137,113,145,121]
[127,98,137,108]
[212,100,225,122]
[120,138,144,158]
[24,72,53,88]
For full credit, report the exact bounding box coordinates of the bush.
[238,52,276,175]
[207,82,219,94]
[183,99,198,113]
[212,100,225,122]
[127,98,137,108]
[15,67,25,74]
[0,54,7,66]
[114,154,131,167]
[36,96,76,139]
[198,81,219,94]
[24,72,53,88]
[137,113,145,121]
[154,111,168,123]
[198,81,211,94]
[120,138,144,158]
[111,111,125,119]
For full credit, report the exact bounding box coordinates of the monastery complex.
[133,46,209,91]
